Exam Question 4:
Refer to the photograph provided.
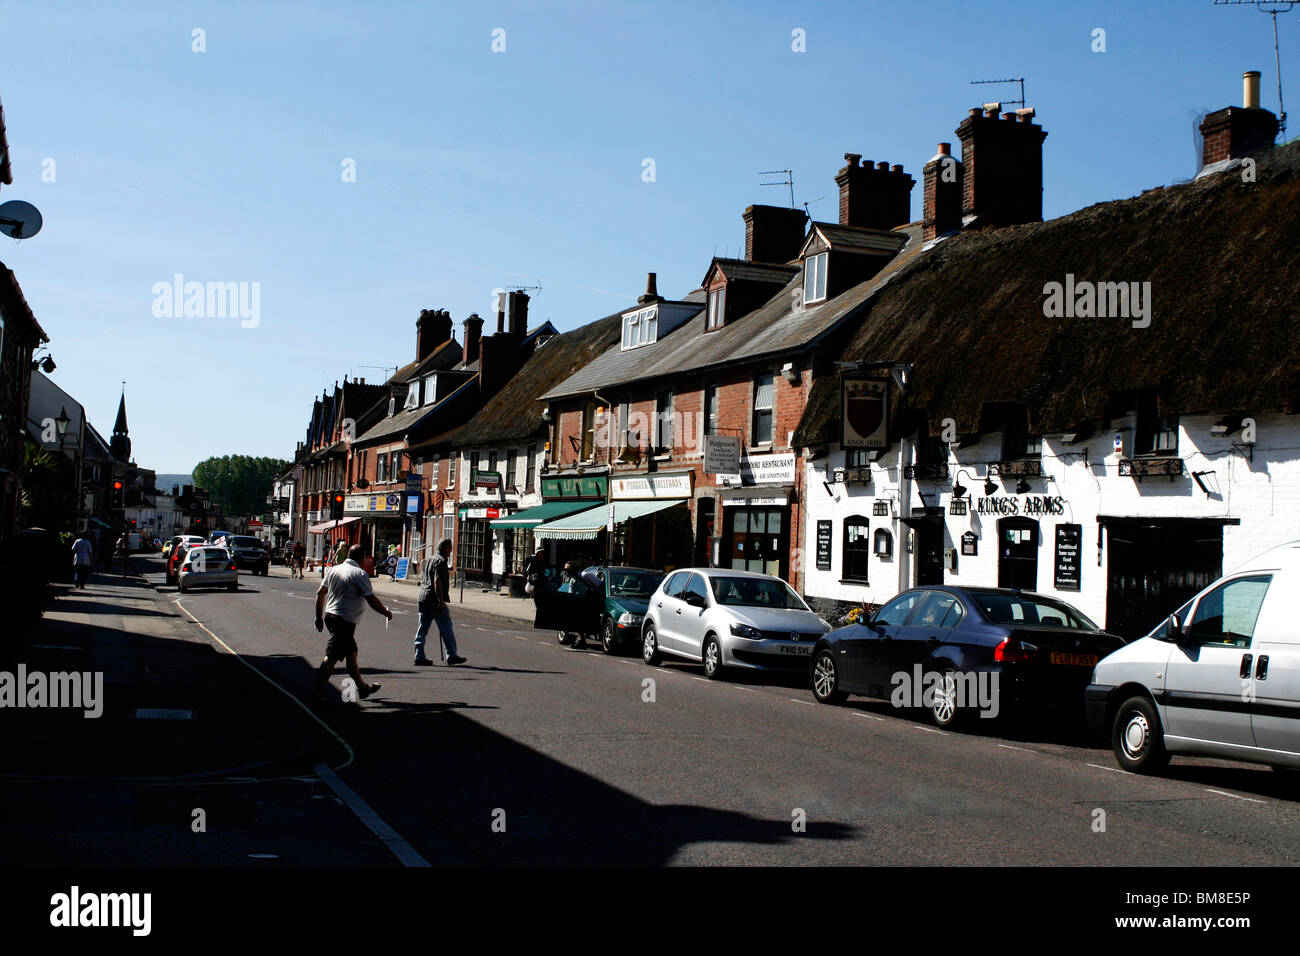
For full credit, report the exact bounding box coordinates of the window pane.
[1188,575,1271,647]
[815,254,827,300]
[753,409,772,445]
[754,375,774,409]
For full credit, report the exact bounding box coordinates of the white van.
[1086,541,1300,774]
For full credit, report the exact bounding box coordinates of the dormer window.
[706,288,725,330]
[423,374,437,405]
[404,384,420,410]
[803,252,828,305]
[621,307,658,350]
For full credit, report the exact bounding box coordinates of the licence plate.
[1050,652,1097,666]
[779,645,812,656]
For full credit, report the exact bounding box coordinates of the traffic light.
[330,491,345,520]
[111,480,124,509]
[194,515,206,529]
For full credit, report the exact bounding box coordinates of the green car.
[534,566,666,654]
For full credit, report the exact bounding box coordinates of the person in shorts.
[310,544,392,705]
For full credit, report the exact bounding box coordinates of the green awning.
[532,498,685,541]
[489,500,596,529]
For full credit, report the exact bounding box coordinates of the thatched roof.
[794,140,1300,447]
[417,311,623,451]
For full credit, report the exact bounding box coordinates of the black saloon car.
[809,586,1125,726]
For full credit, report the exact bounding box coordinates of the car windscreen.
[710,576,809,611]
[606,569,663,597]
[230,537,261,549]
[971,592,1097,630]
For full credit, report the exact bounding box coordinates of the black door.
[1104,520,1223,641]
[997,517,1039,589]
[915,521,944,586]
[694,498,715,567]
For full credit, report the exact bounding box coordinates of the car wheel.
[811,649,847,704]
[601,618,619,655]
[642,624,662,666]
[557,631,575,646]
[929,668,962,728]
[702,633,725,680]
[1112,695,1170,774]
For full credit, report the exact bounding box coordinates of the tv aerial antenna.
[969,76,1026,109]
[759,168,796,209]
[493,282,542,294]
[1214,0,1292,134]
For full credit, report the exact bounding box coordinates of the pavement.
[1,562,349,780]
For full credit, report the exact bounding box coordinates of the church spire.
[110,388,131,462]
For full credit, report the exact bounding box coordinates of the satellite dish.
[0,200,43,239]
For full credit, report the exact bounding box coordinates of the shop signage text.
[717,452,796,487]
[703,435,740,475]
[541,475,608,499]
[611,473,692,500]
[345,493,404,515]
[975,495,1066,516]
[1054,523,1082,592]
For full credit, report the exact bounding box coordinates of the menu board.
[1054,523,1082,591]
[816,520,832,570]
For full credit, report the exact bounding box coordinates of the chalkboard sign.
[1054,523,1082,591]
[961,531,977,556]
[815,520,832,570]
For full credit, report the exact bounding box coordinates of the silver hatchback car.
[178,546,239,593]
[641,568,830,679]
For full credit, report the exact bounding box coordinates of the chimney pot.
[1244,70,1261,109]
[984,107,999,118]
[844,152,862,166]
[462,313,484,366]
[876,161,889,171]
[969,108,981,117]
[890,164,903,173]
[506,290,529,336]
[835,157,914,229]
[937,142,951,156]
[1002,112,1016,121]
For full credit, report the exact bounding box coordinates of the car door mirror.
[685,591,704,609]
[1163,613,1183,643]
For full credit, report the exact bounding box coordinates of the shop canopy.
[532,499,684,540]
[308,516,361,534]
[489,500,594,530]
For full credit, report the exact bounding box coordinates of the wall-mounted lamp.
[541,405,551,422]
[781,361,800,385]
[951,468,976,500]
[1014,478,1031,495]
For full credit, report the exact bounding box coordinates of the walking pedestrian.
[413,537,465,666]
[71,530,93,588]
[310,544,392,705]
[523,546,550,597]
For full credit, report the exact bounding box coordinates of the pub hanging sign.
[842,378,889,449]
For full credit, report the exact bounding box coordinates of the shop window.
[843,516,870,583]
[752,373,774,446]
[458,518,487,577]
[506,529,531,575]
[1135,393,1178,456]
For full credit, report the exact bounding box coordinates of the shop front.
[715,451,798,582]
[345,491,405,569]
[525,471,609,571]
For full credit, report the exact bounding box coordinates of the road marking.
[1205,788,1267,804]
[853,712,885,721]
[998,744,1034,752]
[538,641,551,646]
[1087,763,1125,774]
[732,685,755,691]
[313,762,429,867]
[913,726,944,734]
[789,698,814,705]
[694,677,710,682]
[513,635,528,641]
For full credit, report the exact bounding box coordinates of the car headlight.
[617,612,643,626]
[730,623,762,640]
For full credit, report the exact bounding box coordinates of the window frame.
[803,252,828,305]
[706,287,725,330]
[1135,393,1179,457]
[751,372,775,447]
[655,390,674,455]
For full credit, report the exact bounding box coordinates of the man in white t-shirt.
[71,531,94,588]
[310,544,392,705]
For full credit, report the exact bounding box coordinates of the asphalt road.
[158,561,1300,866]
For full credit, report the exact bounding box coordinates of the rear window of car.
[972,592,1097,630]
[230,537,261,549]
[607,569,663,596]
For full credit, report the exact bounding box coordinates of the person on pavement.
[413,537,465,666]
[557,560,594,647]
[311,544,392,705]
[523,546,550,598]
[71,531,94,588]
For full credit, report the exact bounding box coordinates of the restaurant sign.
[717,452,797,487]
[975,495,1066,516]
[611,473,692,500]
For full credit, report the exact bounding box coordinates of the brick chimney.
[1200,71,1279,168]
[506,290,529,336]
[834,154,915,230]
[416,308,452,361]
[462,314,483,366]
[955,105,1047,228]
[742,205,807,263]
[495,291,507,333]
[922,143,964,241]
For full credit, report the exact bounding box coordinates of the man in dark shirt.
[414,537,466,666]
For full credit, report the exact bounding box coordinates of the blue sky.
[1,0,1292,472]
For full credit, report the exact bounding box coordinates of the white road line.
[1087,763,1125,774]
[732,685,755,691]
[789,698,814,705]
[913,726,944,734]
[538,641,551,646]
[313,762,429,867]
[1205,789,1267,804]
[693,677,710,682]
[32,644,81,651]
[998,744,1034,752]
[853,712,885,721]
[513,636,528,641]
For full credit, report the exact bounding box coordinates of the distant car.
[809,586,1125,727]
[166,536,207,585]
[533,566,666,654]
[226,535,270,576]
[641,568,831,679]
[178,546,238,593]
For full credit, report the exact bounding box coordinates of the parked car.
[177,545,238,593]
[641,568,830,678]
[166,536,207,585]
[1087,540,1300,775]
[533,566,666,654]
[810,586,1125,727]
[226,535,270,576]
